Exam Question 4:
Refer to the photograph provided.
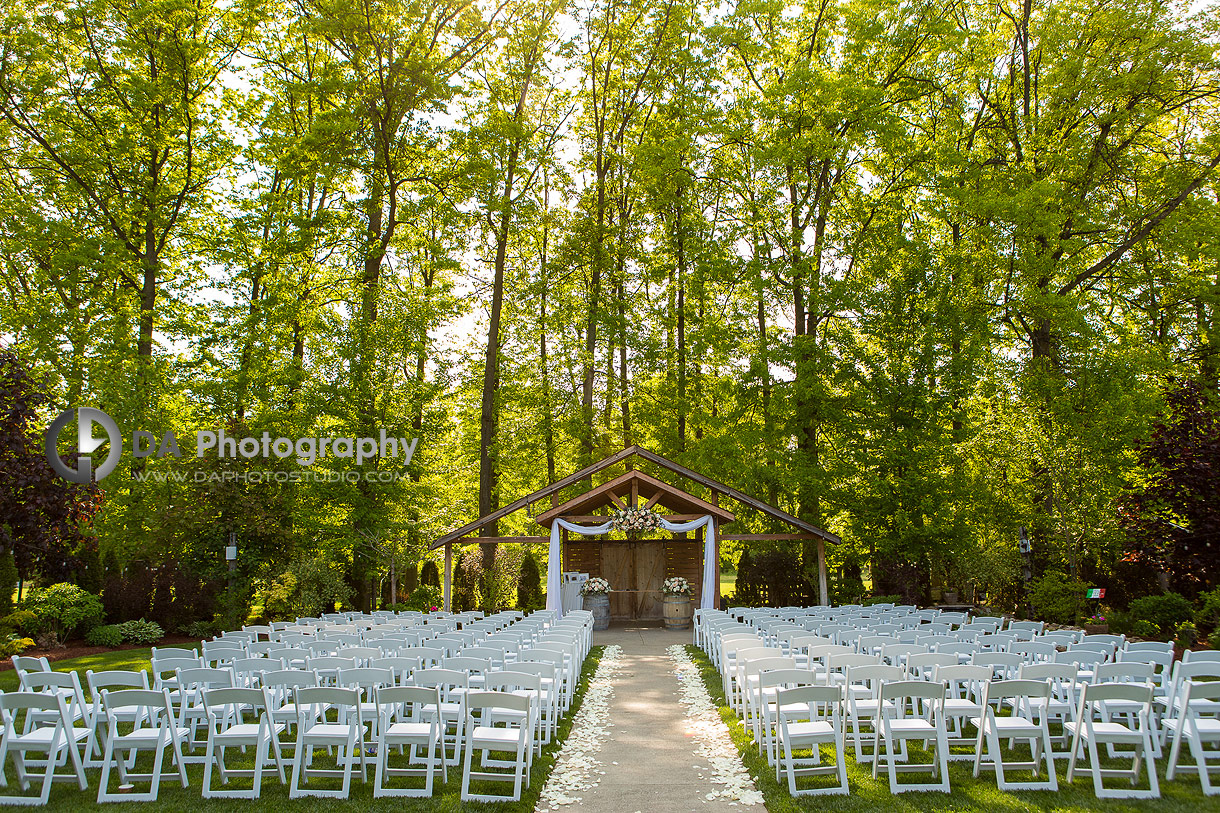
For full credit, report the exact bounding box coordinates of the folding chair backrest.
[826,653,880,677]
[307,656,358,671]
[153,656,202,682]
[483,670,541,694]
[971,652,1024,679]
[204,686,272,717]
[1093,661,1154,685]
[846,664,905,695]
[880,679,945,705]
[151,647,199,661]
[11,655,50,677]
[759,668,818,693]
[340,646,383,663]
[413,668,469,698]
[295,686,360,713]
[776,684,842,709]
[88,668,150,697]
[1183,650,1220,663]
[23,670,88,722]
[463,646,507,669]
[376,684,437,718]
[1019,661,1079,692]
[101,689,172,723]
[399,647,445,669]
[465,690,530,716]
[1010,641,1055,661]
[934,663,992,698]
[983,678,1050,707]
[1081,681,1152,706]
[444,656,491,676]
[338,667,395,694]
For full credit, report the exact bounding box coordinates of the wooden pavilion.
[431,446,840,619]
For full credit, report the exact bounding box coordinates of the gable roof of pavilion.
[430,445,840,549]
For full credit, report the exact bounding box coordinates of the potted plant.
[1082,613,1109,635]
[581,577,612,631]
[662,577,695,630]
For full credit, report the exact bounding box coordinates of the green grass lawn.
[686,645,1220,813]
[720,569,737,602]
[2,646,605,811]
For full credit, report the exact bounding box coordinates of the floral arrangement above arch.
[609,506,662,533]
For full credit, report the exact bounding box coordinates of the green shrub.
[1027,571,1086,625]
[1175,621,1198,649]
[184,620,217,640]
[400,585,442,613]
[21,583,104,640]
[0,610,37,635]
[0,633,33,657]
[116,619,163,645]
[420,560,440,587]
[863,594,903,606]
[85,624,123,647]
[1195,587,1220,632]
[1129,619,1161,639]
[1128,591,1194,638]
[516,553,544,612]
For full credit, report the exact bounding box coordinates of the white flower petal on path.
[536,644,625,811]
[667,645,765,806]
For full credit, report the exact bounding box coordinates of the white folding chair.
[844,664,903,764]
[0,691,88,804]
[413,668,468,768]
[775,685,848,796]
[95,689,189,802]
[1065,682,1159,799]
[972,679,1058,790]
[461,691,531,802]
[1166,680,1220,795]
[201,686,286,799]
[874,680,950,793]
[373,685,444,797]
[933,664,990,760]
[289,686,366,798]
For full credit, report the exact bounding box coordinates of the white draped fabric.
[545,515,717,616]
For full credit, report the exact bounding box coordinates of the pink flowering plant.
[663,576,693,596]
[609,506,662,534]
[580,577,611,596]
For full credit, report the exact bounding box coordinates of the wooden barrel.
[585,594,610,630]
[663,595,692,630]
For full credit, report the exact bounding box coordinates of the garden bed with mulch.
[0,634,198,670]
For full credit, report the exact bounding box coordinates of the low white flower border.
[667,644,765,806]
[536,644,624,810]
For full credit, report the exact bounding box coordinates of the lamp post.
[1019,526,1032,618]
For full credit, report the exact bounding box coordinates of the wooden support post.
[444,543,452,612]
[817,537,828,606]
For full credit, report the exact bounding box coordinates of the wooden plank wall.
[665,539,704,606]
[562,541,602,579]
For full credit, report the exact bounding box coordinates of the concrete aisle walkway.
[572,623,766,813]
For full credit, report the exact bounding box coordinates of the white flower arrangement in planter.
[579,576,612,596]
[662,576,694,597]
[609,505,662,534]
